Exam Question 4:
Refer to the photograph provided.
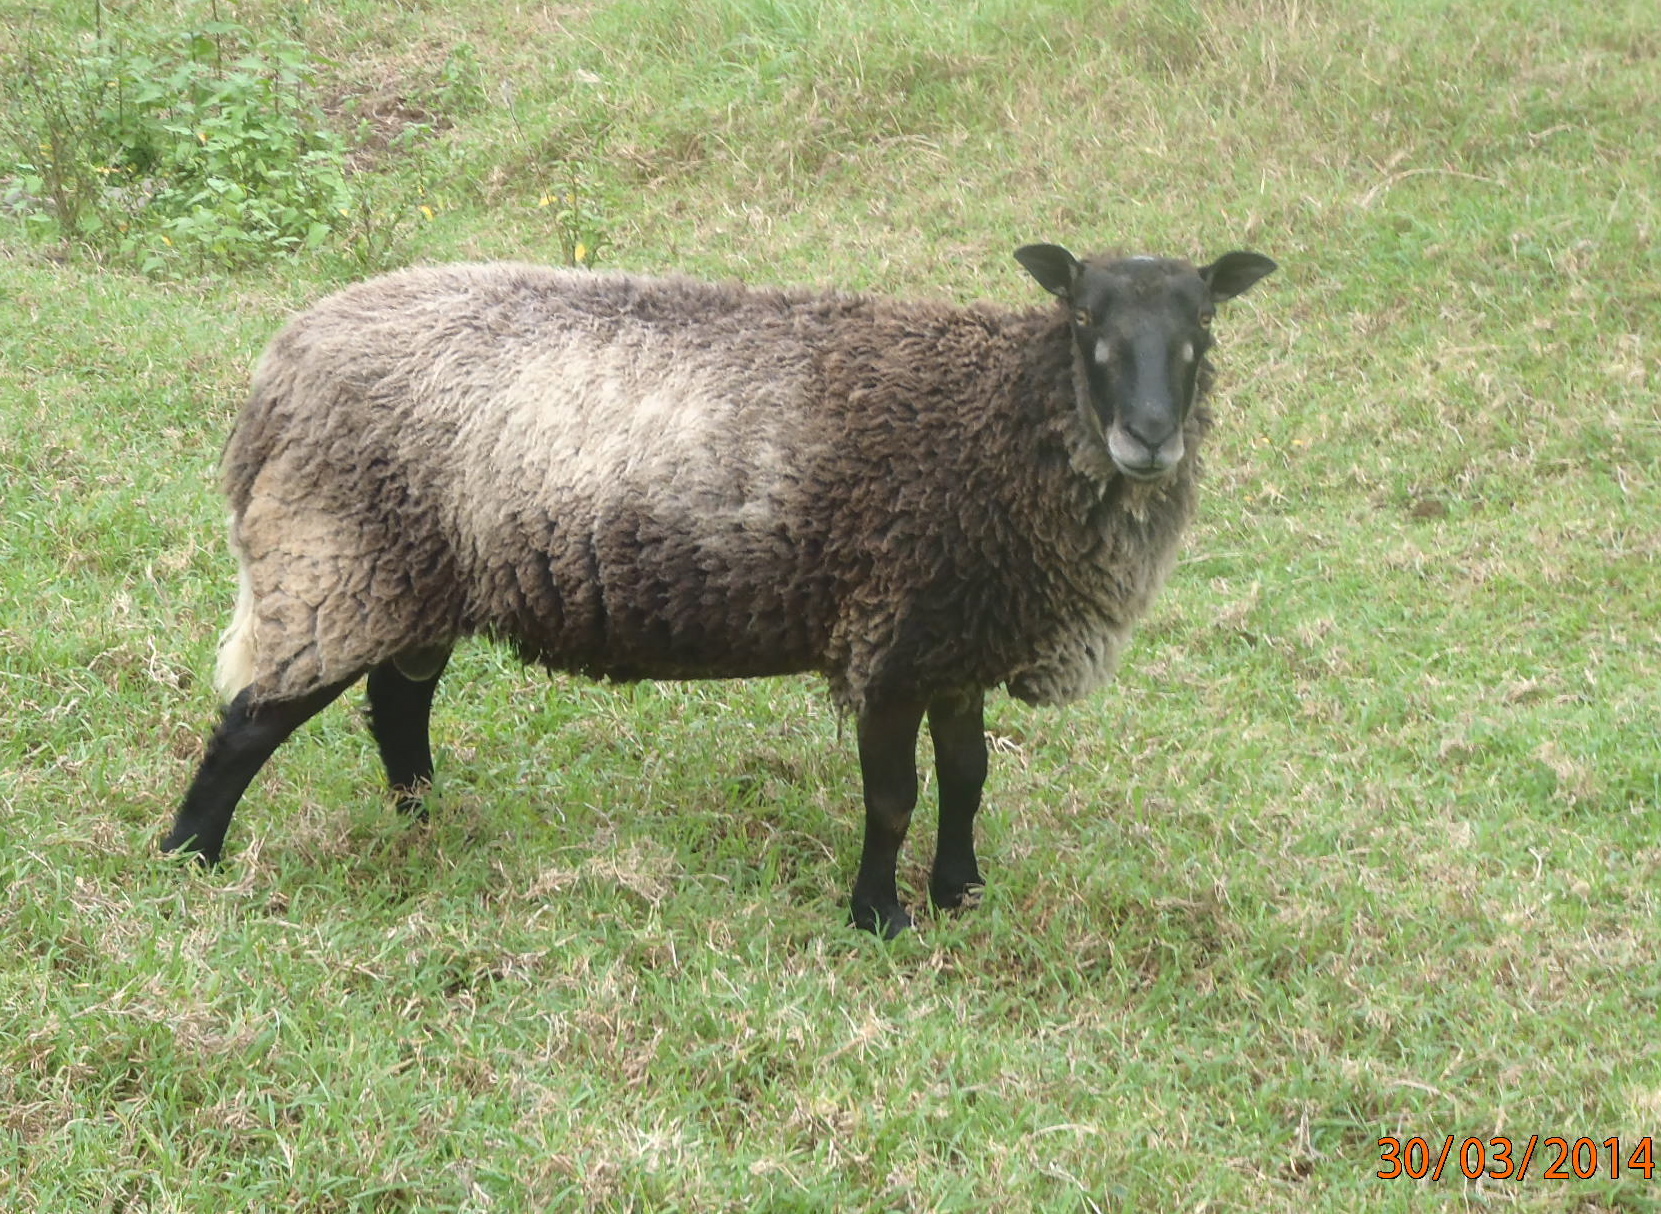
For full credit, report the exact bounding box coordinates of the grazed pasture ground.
[1,1,1657,1209]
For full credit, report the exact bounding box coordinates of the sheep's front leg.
[366,648,452,817]
[163,676,358,864]
[927,690,987,911]
[851,697,926,938]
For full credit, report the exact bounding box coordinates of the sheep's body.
[170,247,1275,936]
[220,264,1193,710]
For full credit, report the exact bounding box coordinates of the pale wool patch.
[1005,614,1133,706]
[454,325,802,554]
[214,529,257,702]
[1003,502,1186,706]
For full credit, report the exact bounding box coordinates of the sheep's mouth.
[1106,426,1184,482]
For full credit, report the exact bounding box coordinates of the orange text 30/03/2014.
[1379,1135,1656,1182]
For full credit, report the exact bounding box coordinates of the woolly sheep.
[163,243,1277,936]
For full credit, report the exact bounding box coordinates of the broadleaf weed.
[537,165,612,268]
[1,19,354,274]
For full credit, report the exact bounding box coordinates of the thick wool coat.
[217,262,1209,712]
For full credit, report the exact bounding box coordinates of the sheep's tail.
[213,515,257,703]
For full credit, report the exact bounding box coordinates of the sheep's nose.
[1123,414,1173,451]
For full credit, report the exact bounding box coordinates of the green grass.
[2,0,1659,1209]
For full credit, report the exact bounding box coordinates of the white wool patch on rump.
[214,523,258,702]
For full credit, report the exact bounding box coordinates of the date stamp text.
[1379,1136,1655,1181]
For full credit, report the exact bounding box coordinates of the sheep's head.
[1016,244,1276,482]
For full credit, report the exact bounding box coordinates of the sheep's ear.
[1201,252,1277,302]
[1015,243,1083,299]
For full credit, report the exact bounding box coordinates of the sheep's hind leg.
[927,690,987,911]
[366,647,452,817]
[163,676,360,865]
[850,697,926,938]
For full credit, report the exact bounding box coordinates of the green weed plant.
[3,21,352,272]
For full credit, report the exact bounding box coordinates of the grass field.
[2,0,1658,1209]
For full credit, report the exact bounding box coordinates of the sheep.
[163,242,1276,936]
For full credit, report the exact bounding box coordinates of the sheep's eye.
[1198,311,1215,327]
[1072,308,1093,327]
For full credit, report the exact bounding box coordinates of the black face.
[1015,244,1277,482]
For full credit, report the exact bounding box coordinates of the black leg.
[850,696,926,938]
[365,649,451,816]
[927,690,987,911]
[162,675,359,865]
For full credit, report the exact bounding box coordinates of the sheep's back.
[225,265,860,692]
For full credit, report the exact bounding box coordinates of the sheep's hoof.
[159,831,220,867]
[390,784,433,820]
[393,795,430,821]
[929,879,985,912]
[851,901,913,939]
